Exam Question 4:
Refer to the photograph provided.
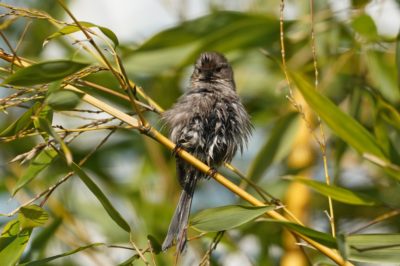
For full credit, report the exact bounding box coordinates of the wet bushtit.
[162,52,252,252]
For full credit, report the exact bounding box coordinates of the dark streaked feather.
[162,52,252,253]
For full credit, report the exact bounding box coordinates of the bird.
[161,51,252,253]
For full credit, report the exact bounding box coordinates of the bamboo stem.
[0,48,352,266]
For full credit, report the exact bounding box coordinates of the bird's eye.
[215,67,222,72]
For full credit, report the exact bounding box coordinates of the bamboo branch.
[71,87,350,265]
[0,49,351,266]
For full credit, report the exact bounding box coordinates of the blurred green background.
[1,0,400,265]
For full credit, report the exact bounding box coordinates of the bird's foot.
[172,143,183,157]
[206,167,218,179]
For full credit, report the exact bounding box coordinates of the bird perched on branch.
[162,51,252,253]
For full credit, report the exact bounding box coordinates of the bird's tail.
[162,177,197,252]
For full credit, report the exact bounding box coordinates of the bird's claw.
[172,143,183,157]
[206,167,218,179]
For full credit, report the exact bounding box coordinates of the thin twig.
[115,55,147,126]
[2,119,121,216]
[130,232,149,265]
[309,0,335,237]
[56,0,123,85]
[56,0,148,127]
[224,162,274,203]
[279,2,350,264]
[0,30,23,67]
[199,231,225,266]
[147,239,157,266]
[279,0,294,101]
[39,125,119,206]
[78,74,157,114]
[12,20,31,71]
[223,165,304,225]
[349,209,400,235]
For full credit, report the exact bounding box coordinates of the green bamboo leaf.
[377,98,400,132]
[118,254,140,266]
[45,21,119,47]
[0,102,40,137]
[191,205,274,232]
[247,112,299,182]
[12,148,58,196]
[46,90,82,111]
[260,219,337,248]
[373,117,400,167]
[97,26,119,47]
[147,235,162,254]
[291,73,387,161]
[374,98,400,166]
[351,14,378,41]
[34,117,73,165]
[127,12,282,74]
[2,60,89,86]
[70,162,131,232]
[396,28,400,88]
[138,11,278,52]
[0,219,32,266]
[338,234,400,263]
[38,104,53,123]
[46,80,62,96]
[18,205,49,230]
[34,104,54,141]
[366,51,400,102]
[20,243,104,266]
[289,177,380,206]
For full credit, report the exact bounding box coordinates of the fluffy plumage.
[162,52,252,252]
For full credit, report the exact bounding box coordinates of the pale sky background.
[69,0,400,44]
[70,0,210,42]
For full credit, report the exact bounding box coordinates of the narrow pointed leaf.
[35,105,54,141]
[191,205,274,232]
[46,80,62,96]
[291,73,387,161]
[338,234,400,263]
[396,28,400,88]
[260,218,337,248]
[128,12,282,73]
[34,117,73,165]
[0,220,32,265]
[46,90,82,111]
[289,177,380,206]
[0,102,40,137]
[18,205,49,230]
[366,51,400,102]
[12,148,58,196]
[70,162,131,232]
[138,12,278,52]
[377,98,400,131]
[20,243,104,266]
[45,21,119,47]
[118,254,140,266]
[97,26,119,47]
[2,60,89,86]
[147,235,162,254]
[351,14,378,41]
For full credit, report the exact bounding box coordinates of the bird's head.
[191,52,234,84]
